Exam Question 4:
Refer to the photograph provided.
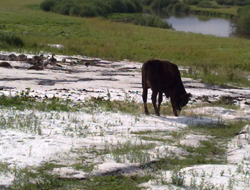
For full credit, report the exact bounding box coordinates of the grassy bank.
[190,5,239,17]
[0,0,250,87]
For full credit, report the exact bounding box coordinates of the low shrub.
[236,12,250,37]
[141,0,154,6]
[184,0,200,5]
[40,0,55,12]
[40,0,142,17]
[197,1,218,8]
[151,0,178,10]
[0,33,24,47]
[236,6,250,37]
[69,5,81,16]
[172,3,190,14]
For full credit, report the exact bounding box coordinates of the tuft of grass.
[0,111,42,134]
[81,175,149,190]
[84,97,143,115]
[8,162,151,190]
[8,163,66,190]
[85,96,177,116]
[181,140,226,163]
[138,122,249,174]
[140,154,221,172]
[105,140,156,164]
[182,66,250,87]
[132,130,185,144]
[71,163,95,173]
[139,140,225,175]
[189,121,249,139]
[0,93,82,112]
[0,162,11,174]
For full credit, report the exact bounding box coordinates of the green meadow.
[1,0,250,87]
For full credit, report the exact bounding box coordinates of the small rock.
[0,62,12,68]
[28,65,43,70]
[38,80,56,86]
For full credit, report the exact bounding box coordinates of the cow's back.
[142,59,180,92]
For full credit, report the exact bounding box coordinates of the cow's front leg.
[170,97,178,116]
[158,92,163,114]
[152,91,160,116]
[143,88,149,115]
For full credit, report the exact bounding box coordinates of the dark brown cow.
[142,59,191,116]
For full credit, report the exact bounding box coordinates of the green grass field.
[1,0,250,87]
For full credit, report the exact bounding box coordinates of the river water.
[164,15,235,37]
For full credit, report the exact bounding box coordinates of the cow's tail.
[142,62,147,89]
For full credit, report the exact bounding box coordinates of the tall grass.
[0,0,250,86]
[0,33,24,47]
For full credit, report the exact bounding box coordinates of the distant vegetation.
[37,0,250,34]
[40,0,192,16]
[40,0,174,29]
[236,6,250,37]
[172,2,190,13]
[184,0,250,6]
[197,1,219,8]
[40,0,142,17]
[216,0,250,6]
[142,0,178,10]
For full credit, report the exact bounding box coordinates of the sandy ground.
[0,52,250,189]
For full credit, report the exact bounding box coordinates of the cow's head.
[175,93,192,111]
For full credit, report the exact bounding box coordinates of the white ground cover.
[0,52,250,189]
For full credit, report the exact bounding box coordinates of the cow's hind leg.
[158,92,163,115]
[152,91,160,116]
[143,88,149,115]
